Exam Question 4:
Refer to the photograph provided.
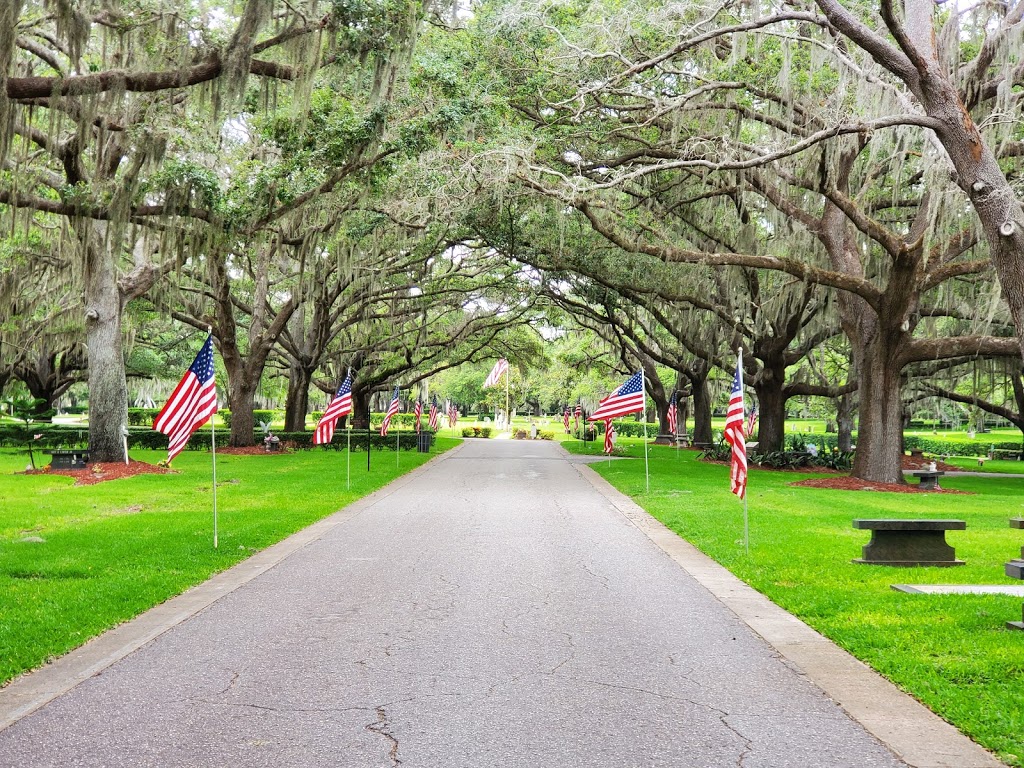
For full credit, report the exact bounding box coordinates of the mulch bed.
[789,476,969,494]
[22,459,173,486]
[791,454,967,493]
[20,444,292,485]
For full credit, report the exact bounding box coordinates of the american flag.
[153,334,218,463]
[603,419,615,454]
[746,405,758,439]
[563,407,570,433]
[428,396,439,431]
[574,403,582,429]
[313,371,353,445]
[414,399,422,434]
[448,402,459,429]
[483,358,508,388]
[667,391,678,435]
[724,356,748,499]
[380,387,401,436]
[590,371,645,421]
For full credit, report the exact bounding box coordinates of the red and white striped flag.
[603,419,615,454]
[746,405,758,440]
[380,387,401,436]
[313,371,353,445]
[574,403,582,429]
[153,334,218,463]
[590,371,645,421]
[724,356,748,499]
[414,399,423,433]
[448,402,459,429]
[428,396,439,431]
[667,391,678,435]
[563,407,570,433]
[482,359,508,388]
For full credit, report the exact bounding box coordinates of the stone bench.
[852,519,966,566]
[911,470,944,490]
[1007,519,1024,630]
[44,449,89,470]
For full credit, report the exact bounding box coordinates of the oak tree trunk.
[283,364,313,432]
[85,243,129,462]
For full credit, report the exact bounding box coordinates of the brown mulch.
[785,453,967,493]
[789,476,969,493]
[23,459,173,485]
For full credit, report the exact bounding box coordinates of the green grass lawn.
[0,440,458,686]
[565,438,1024,766]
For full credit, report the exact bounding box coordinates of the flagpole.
[739,347,749,554]
[367,403,371,472]
[210,328,218,550]
[347,426,351,490]
[505,365,510,434]
[396,399,400,469]
[643,373,650,493]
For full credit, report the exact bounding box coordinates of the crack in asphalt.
[366,706,401,766]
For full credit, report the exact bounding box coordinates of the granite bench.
[1007,518,1024,630]
[853,519,966,566]
[910,470,944,490]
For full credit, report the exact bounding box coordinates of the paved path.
[0,440,1000,767]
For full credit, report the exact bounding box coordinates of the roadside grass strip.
[0,442,458,687]
[564,439,1024,767]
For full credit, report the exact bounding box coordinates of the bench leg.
[1009,605,1024,631]
[855,530,964,566]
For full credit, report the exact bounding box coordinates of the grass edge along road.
[0,441,458,688]
[563,438,1024,768]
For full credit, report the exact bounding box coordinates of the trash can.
[417,431,432,453]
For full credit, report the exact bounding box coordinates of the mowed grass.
[565,439,1024,767]
[0,441,457,686]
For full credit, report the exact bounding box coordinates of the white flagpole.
[642,372,650,493]
[346,426,351,490]
[211,404,218,550]
[739,347,749,554]
[396,402,400,468]
[505,364,510,433]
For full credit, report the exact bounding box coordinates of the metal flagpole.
[347,427,351,490]
[396,399,400,469]
[643,372,650,493]
[367,403,371,472]
[211,397,218,550]
[739,347,749,554]
[505,365,510,433]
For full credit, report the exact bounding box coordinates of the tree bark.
[84,240,129,461]
[752,354,787,452]
[350,387,371,430]
[851,331,907,483]
[691,372,714,445]
[283,363,313,432]
[837,392,855,452]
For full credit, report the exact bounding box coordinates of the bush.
[127,408,161,426]
[480,427,492,438]
[461,427,476,437]
[538,430,554,440]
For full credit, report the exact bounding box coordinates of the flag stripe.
[724,358,748,499]
[314,372,353,445]
[482,359,509,389]
[590,371,645,421]
[153,335,217,462]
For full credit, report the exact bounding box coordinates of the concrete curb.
[0,443,465,733]
[571,460,1007,768]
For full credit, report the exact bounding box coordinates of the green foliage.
[126,408,161,427]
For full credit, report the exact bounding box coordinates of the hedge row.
[0,425,433,452]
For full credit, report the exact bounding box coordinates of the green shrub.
[538,430,554,440]
[461,427,476,437]
[480,427,492,438]
[127,408,161,426]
